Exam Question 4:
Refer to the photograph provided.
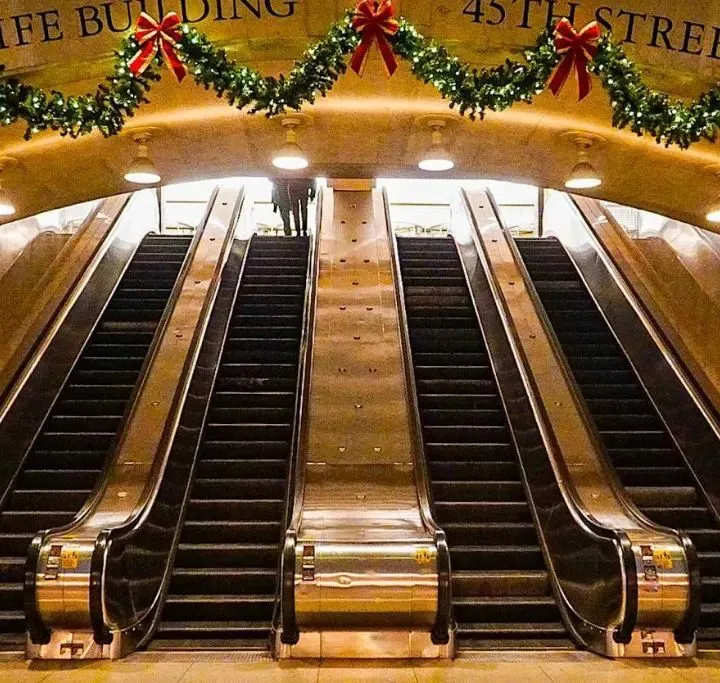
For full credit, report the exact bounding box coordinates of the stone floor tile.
[318,661,417,682]
[179,660,319,683]
[539,658,688,683]
[414,659,551,682]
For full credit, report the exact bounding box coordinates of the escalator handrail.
[570,195,720,446]
[0,195,137,516]
[87,186,249,644]
[461,188,637,644]
[25,185,239,646]
[482,188,701,645]
[0,194,132,411]
[276,187,323,646]
[382,187,452,646]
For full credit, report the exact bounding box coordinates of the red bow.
[350,0,400,77]
[128,12,187,83]
[548,18,601,101]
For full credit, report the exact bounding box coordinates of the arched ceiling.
[2,0,720,231]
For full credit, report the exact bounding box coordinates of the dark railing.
[276,189,323,646]
[383,188,452,646]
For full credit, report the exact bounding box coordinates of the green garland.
[0,10,718,149]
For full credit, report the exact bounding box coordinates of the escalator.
[0,234,192,644]
[515,236,720,645]
[396,236,571,650]
[151,236,310,650]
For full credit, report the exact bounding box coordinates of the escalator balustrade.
[397,236,571,650]
[515,236,720,645]
[151,236,309,650]
[0,234,192,644]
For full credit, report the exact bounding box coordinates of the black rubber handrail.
[276,189,323,646]
[383,187,452,646]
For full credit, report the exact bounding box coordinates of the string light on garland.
[0,3,718,150]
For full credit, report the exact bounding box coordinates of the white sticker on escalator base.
[44,544,62,580]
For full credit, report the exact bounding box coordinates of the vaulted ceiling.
[1,0,719,231]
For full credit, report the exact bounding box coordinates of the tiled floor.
[1,652,719,682]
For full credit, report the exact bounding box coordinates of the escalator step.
[187,499,284,521]
[170,568,276,595]
[628,486,697,507]
[434,501,531,523]
[443,522,537,545]
[162,595,274,621]
[433,481,524,501]
[452,570,549,597]
[641,506,713,528]
[175,543,278,568]
[0,534,32,557]
[454,596,560,623]
[450,546,544,571]
[182,520,282,544]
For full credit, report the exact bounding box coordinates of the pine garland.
[0,10,717,149]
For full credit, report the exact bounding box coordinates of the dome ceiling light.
[272,117,309,171]
[418,119,454,172]
[564,133,603,190]
[125,131,161,185]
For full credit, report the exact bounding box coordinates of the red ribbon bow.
[350,0,400,77]
[128,12,187,83]
[548,18,601,101]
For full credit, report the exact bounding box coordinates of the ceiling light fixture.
[0,157,18,217]
[124,131,161,185]
[418,119,454,172]
[272,117,309,170]
[565,134,602,190]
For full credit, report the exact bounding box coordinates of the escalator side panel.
[0,235,192,646]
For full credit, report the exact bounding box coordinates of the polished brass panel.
[461,189,695,658]
[0,195,130,412]
[279,188,447,659]
[29,183,244,660]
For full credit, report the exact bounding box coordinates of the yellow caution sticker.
[415,548,432,565]
[653,550,674,570]
[61,550,80,570]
